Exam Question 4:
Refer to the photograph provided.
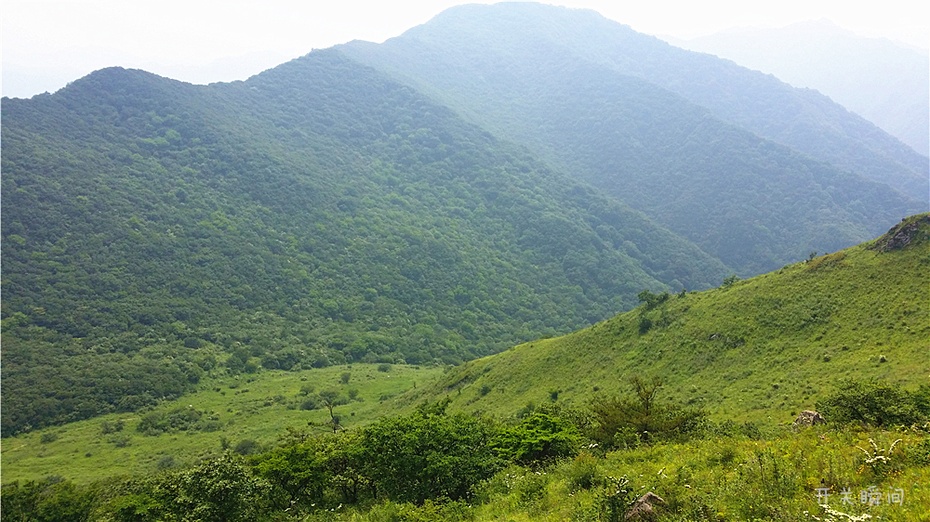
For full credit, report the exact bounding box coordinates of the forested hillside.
[5,217,928,521]
[341,3,926,274]
[1,51,728,434]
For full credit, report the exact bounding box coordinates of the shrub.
[101,419,124,435]
[589,376,706,449]
[358,401,504,503]
[564,451,601,491]
[637,315,653,335]
[156,455,176,469]
[721,274,740,288]
[498,411,581,466]
[515,472,549,507]
[136,407,211,436]
[233,439,262,456]
[298,397,319,410]
[636,290,669,310]
[816,379,929,427]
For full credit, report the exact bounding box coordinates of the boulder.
[625,491,665,521]
[794,410,826,427]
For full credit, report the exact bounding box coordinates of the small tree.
[721,274,740,288]
[318,390,345,433]
[589,377,705,448]
[637,290,669,310]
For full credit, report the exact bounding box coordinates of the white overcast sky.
[3,0,928,99]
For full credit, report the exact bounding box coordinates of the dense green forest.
[351,2,928,201]
[2,51,729,434]
[341,3,926,274]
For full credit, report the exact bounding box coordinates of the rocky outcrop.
[794,410,826,427]
[625,492,665,521]
[871,214,930,252]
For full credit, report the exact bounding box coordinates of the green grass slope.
[402,214,930,425]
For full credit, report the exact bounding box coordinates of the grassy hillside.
[401,214,930,425]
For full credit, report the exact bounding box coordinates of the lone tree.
[589,376,705,448]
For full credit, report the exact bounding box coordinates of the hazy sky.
[3,0,928,99]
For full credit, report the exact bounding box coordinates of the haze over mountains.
[342,3,927,272]
[1,2,926,434]
[677,19,930,156]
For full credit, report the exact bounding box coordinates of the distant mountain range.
[341,2,927,273]
[675,19,929,157]
[1,2,925,434]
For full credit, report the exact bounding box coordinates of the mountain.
[676,20,930,157]
[2,2,925,435]
[1,51,729,434]
[399,213,930,423]
[340,3,927,273]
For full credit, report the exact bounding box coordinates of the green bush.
[497,411,581,466]
[233,439,262,455]
[589,376,705,448]
[136,407,213,436]
[816,379,930,427]
[563,451,601,491]
[359,401,504,503]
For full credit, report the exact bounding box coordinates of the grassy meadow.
[1,364,443,484]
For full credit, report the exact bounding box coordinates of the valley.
[2,3,927,520]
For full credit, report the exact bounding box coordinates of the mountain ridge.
[677,19,930,156]
[1,50,727,434]
[340,3,924,274]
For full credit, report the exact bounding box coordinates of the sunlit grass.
[407,224,929,426]
[1,363,443,484]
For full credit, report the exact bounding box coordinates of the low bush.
[816,380,930,427]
